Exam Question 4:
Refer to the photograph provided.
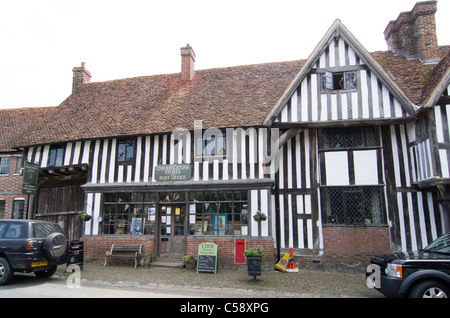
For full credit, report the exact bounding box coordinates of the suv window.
[0,223,7,238]
[2,223,25,238]
[32,223,63,238]
[423,232,450,255]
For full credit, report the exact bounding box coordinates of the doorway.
[158,204,186,258]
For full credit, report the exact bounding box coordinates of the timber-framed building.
[1,1,449,267]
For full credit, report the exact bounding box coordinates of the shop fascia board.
[81,178,274,193]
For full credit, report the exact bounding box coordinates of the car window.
[0,223,7,238]
[32,223,63,238]
[4,223,24,238]
[424,232,450,254]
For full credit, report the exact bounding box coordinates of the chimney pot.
[180,44,196,81]
[72,62,91,93]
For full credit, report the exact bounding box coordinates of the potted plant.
[136,252,152,267]
[244,246,265,279]
[183,255,196,270]
[77,211,92,222]
[253,210,267,222]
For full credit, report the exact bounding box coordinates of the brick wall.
[82,236,155,260]
[0,156,28,219]
[187,237,274,267]
[82,235,274,268]
[323,226,391,266]
[384,1,439,62]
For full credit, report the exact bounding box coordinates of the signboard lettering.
[22,162,39,195]
[155,164,192,182]
[23,162,39,185]
[197,242,218,274]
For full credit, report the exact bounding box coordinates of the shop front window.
[102,191,250,236]
[188,191,248,236]
[103,193,157,235]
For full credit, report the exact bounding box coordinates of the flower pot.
[138,255,152,267]
[246,255,263,279]
[185,262,196,270]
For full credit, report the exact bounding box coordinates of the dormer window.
[320,70,357,92]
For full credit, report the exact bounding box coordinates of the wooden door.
[158,204,186,258]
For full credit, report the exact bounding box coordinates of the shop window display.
[189,191,248,236]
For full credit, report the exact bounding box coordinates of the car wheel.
[0,257,14,286]
[409,281,449,298]
[43,233,67,260]
[34,265,57,278]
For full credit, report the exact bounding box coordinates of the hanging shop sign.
[197,242,218,274]
[22,162,39,195]
[155,164,192,182]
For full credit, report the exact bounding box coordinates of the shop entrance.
[158,203,186,258]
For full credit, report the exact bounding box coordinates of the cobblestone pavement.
[55,261,383,298]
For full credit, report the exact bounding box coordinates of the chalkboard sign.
[197,242,218,274]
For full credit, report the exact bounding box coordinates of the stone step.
[151,258,184,268]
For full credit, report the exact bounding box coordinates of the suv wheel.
[0,257,13,286]
[409,281,449,298]
[43,233,67,260]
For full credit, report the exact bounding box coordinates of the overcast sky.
[0,0,449,109]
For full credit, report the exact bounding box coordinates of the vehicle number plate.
[31,260,48,267]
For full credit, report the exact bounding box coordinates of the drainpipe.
[269,126,281,262]
[274,170,281,262]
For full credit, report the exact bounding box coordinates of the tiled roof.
[16,60,305,146]
[0,106,56,152]
[419,49,450,106]
[1,46,449,150]
[371,46,450,106]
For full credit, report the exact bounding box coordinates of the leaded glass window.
[345,71,357,90]
[320,70,358,92]
[323,187,385,225]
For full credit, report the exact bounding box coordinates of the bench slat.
[104,244,142,268]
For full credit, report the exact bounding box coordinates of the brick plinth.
[82,236,274,268]
[323,226,391,266]
[82,236,155,261]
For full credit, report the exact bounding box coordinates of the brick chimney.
[180,44,196,81]
[72,62,91,92]
[384,1,439,64]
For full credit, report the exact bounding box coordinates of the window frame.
[320,127,380,151]
[0,200,5,219]
[12,199,25,219]
[195,134,226,158]
[189,191,249,237]
[320,70,358,93]
[0,157,10,175]
[102,192,157,236]
[321,186,386,226]
[117,139,136,164]
[48,145,65,167]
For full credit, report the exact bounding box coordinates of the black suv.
[0,219,69,285]
[368,231,450,298]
